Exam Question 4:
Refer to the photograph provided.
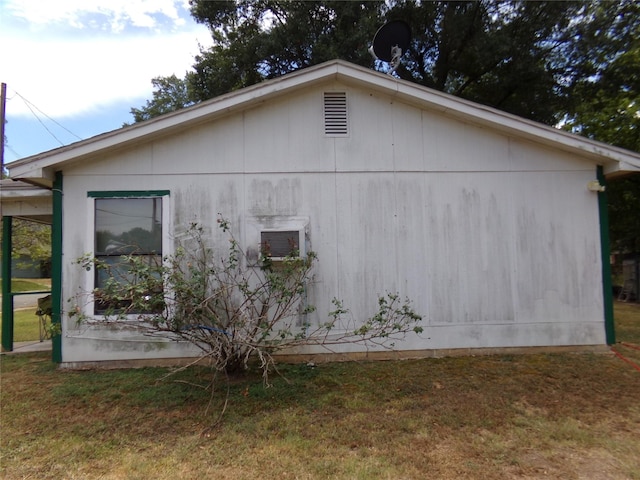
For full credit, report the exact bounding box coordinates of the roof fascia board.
[10,165,55,189]
[604,160,640,177]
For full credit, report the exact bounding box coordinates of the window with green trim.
[93,197,163,314]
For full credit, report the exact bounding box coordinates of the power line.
[11,89,84,144]
[5,143,21,159]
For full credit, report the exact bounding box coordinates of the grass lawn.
[1,302,639,479]
[4,309,44,342]
[615,300,640,344]
[0,278,51,293]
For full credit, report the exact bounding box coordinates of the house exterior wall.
[59,81,605,364]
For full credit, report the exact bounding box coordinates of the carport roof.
[0,179,53,223]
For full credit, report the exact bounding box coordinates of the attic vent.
[324,92,348,136]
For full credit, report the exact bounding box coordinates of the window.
[90,192,167,314]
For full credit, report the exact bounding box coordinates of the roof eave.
[7,60,640,179]
[6,62,342,180]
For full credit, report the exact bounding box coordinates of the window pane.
[94,254,163,314]
[95,198,162,254]
[95,255,162,287]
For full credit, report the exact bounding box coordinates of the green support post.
[597,166,615,345]
[2,216,13,352]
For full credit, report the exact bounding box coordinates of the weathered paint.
[57,81,607,364]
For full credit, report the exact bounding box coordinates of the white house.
[3,60,640,367]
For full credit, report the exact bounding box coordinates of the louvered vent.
[324,92,348,136]
[261,231,300,258]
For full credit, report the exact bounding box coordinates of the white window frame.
[83,191,172,320]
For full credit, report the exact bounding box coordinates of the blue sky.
[0,0,212,164]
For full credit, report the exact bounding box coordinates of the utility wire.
[5,143,21,159]
[12,90,84,144]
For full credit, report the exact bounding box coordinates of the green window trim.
[88,190,170,198]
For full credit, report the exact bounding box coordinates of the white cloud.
[1,0,212,119]
[6,0,188,32]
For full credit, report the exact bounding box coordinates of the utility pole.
[1,82,6,177]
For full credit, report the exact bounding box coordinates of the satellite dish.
[369,20,411,74]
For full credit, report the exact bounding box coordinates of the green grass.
[615,300,640,344]
[0,278,51,293]
[0,308,46,343]
[1,302,640,479]
[8,309,44,342]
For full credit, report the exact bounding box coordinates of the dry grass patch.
[1,302,640,479]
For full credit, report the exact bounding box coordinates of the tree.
[0,218,51,273]
[132,1,612,126]
[562,1,640,256]
[187,1,383,92]
[564,1,640,152]
[389,1,590,124]
[128,75,196,124]
[72,217,423,381]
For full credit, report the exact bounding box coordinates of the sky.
[0,0,213,164]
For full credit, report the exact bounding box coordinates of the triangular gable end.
[6,59,640,185]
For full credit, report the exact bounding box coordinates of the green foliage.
[0,218,51,268]
[128,75,196,124]
[188,0,383,94]
[607,176,640,255]
[564,1,640,152]
[72,216,423,381]
[390,0,587,124]
[561,1,640,255]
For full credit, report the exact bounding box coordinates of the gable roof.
[7,59,640,188]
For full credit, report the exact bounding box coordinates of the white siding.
[59,81,606,363]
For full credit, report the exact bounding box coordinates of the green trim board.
[88,190,170,198]
[51,171,63,362]
[597,166,615,345]
[1,216,13,352]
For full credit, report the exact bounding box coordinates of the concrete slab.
[1,340,52,355]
